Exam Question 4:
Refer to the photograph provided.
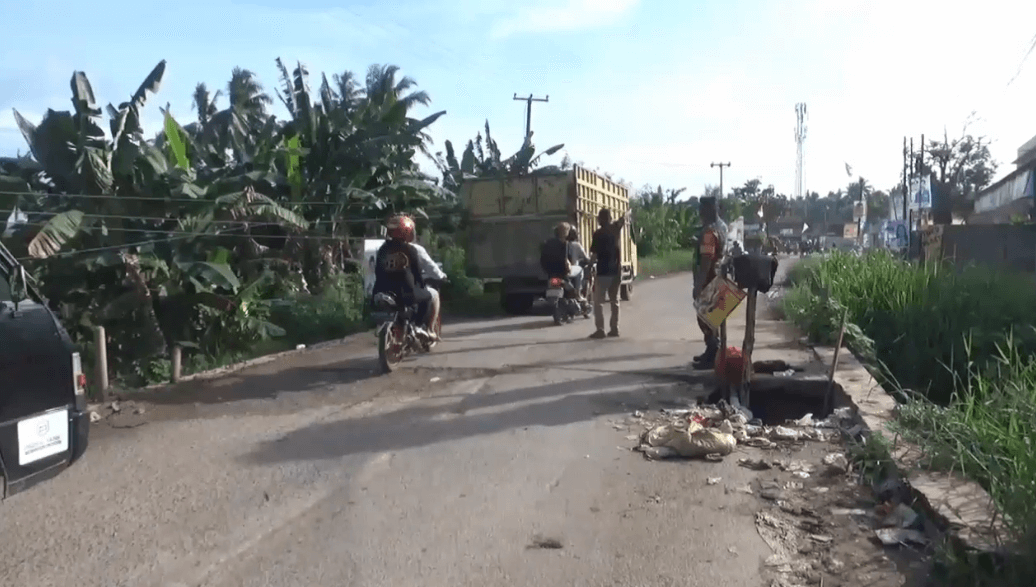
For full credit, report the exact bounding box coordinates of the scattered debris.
[775,369,796,377]
[628,401,862,465]
[772,426,802,441]
[738,457,772,470]
[110,401,122,413]
[874,527,928,547]
[527,535,564,550]
[831,508,869,517]
[822,452,849,472]
[707,477,722,485]
[879,503,920,529]
[429,376,441,383]
[295,344,306,350]
[89,410,102,423]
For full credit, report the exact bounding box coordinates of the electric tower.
[794,103,808,200]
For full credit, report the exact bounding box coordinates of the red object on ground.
[715,346,745,385]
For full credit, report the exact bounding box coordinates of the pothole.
[745,375,844,426]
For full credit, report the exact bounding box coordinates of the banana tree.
[437,120,565,184]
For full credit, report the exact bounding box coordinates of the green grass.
[638,249,697,277]
[782,250,1036,582]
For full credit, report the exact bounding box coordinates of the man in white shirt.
[566,227,589,301]
[411,242,448,339]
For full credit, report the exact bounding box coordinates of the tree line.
[628,132,998,257]
[0,59,565,385]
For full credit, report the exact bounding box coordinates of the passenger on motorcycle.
[566,227,590,301]
[372,214,439,341]
[410,240,448,336]
[540,222,576,295]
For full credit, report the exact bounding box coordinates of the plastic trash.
[791,413,814,426]
[880,503,920,529]
[641,422,737,460]
[771,426,801,440]
[874,528,928,547]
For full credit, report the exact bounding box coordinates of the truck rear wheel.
[620,283,633,301]
[501,293,534,315]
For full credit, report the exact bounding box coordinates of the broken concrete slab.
[811,344,1007,554]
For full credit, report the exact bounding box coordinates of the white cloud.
[489,0,640,39]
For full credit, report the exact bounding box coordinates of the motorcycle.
[579,261,596,306]
[372,291,436,373]
[546,270,591,326]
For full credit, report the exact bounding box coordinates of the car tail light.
[549,278,563,287]
[72,352,86,396]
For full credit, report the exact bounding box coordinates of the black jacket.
[540,237,569,277]
[372,240,426,301]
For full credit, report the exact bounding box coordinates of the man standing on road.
[692,197,728,369]
[588,207,630,339]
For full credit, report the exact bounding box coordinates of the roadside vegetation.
[0,60,564,389]
[783,251,1036,583]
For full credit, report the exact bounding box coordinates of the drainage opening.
[745,376,840,426]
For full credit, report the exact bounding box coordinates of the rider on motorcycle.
[566,226,590,302]
[372,214,438,341]
[540,222,576,295]
[410,239,448,335]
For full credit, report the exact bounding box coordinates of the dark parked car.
[0,242,89,498]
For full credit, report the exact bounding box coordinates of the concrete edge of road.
[807,342,1006,555]
[137,332,375,390]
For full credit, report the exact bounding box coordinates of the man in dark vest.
[588,207,630,339]
[692,197,728,369]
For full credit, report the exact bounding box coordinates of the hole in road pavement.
[743,375,846,426]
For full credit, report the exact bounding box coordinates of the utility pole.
[513,93,549,141]
[710,162,731,199]
[901,137,908,223]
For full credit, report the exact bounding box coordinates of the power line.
[4,222,370,241]
[12,229,250,262]
[0,190,456,206]
[0,209,463,225]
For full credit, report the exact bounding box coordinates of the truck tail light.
[72,352,86,396]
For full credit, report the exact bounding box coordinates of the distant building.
[770,217,807,241]
[969,134,1036,224]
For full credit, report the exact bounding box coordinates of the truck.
[0,241,90,498]
[461,166,638,315]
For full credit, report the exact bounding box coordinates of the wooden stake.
[824,308,850,416]
[171,346,182,383]
[741,288,758,408]
[94,326,109,399]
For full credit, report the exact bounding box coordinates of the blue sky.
[2,0,1036,198]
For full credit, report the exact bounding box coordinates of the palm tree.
[227,68,273,127]
[191,83,220,127]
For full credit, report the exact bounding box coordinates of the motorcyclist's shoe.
[607,330,619,338]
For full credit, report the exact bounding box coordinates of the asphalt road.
[0,256,907,587]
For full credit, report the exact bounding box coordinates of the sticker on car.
[17,408,69,465]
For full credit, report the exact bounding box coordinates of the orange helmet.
[386,214,416,242]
